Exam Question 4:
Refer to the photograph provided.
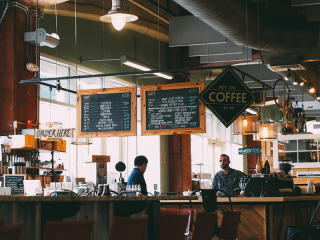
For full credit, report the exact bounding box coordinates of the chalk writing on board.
[4,175,25,195]
[81,92,131,132]
[146,88,200,130]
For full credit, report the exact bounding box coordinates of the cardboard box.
[53,140,66,152]
[10,134,35,148]
[39,141,53,150]
[92,155,110,162]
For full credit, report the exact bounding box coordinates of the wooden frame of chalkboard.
[77,87,137,137]
[3,174,26,195]
[141,82,206,136]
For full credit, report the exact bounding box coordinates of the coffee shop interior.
[3,0,320,240]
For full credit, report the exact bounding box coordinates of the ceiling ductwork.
[173,0,319,54]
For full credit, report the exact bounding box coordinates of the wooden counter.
[0,195,197,240]
[161,196,320,240]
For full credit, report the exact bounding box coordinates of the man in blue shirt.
[127,155,148,195]
[212,154,247,197]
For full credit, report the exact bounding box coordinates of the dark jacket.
[127,168,147,195]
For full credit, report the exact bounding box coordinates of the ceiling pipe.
[173,0,319,54]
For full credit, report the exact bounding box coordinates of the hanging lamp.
[100,0,138,31]
[71,129,92,145]
[232,114,259,135]
[253,121,277,141]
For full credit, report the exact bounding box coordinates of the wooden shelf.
[26,167,67,171]
[11,147,66,153]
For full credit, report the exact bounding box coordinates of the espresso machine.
[82,155,110,186]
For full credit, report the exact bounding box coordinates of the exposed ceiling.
[39,0,320,119]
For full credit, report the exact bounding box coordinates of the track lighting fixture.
[300,80,305,86]
[100,0,138,31]
[316,93,320,100]
[284,69,291,81]
[119,55,173,80]
[293,76,298,85]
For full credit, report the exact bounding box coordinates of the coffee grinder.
[115,161,126,193]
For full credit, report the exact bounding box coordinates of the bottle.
[264,156,270,174]
[256,156,263,174]
[61,162,64,169]
[307,179,314,194]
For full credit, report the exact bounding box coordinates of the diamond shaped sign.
[198,67,256,128]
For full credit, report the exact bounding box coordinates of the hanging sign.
[35,128,73,138]
[198,67,256,128]
[141,82,206,136]
[238,147,261,155]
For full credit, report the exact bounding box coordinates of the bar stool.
[0,223,23,240]
[218,211,241,240]
[160,208,195,238]
[42,218,94,240]
[192,211,217,240]
[109,215,149,240]
[158,212,189,240]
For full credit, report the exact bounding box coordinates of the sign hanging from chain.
[198,67,256,128]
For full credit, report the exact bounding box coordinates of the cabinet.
[274,134,320,169]
[191,163,212,189]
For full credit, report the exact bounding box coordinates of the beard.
[221,164,229,169]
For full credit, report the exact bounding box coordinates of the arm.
[211,175,221,197]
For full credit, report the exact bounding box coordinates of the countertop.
[160,195,320,204]
[0,195,198,202]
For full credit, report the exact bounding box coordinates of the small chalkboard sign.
[141,82,206,136]
[77,87,137,137]
[3,174,25,195]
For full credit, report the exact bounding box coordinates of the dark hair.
[220,154,230,162]
[134,155,148,166]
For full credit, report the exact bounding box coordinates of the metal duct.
[173,0,319,54]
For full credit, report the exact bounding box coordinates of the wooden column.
[0,5,38,135]
[167,47,196,192]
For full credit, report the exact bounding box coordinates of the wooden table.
[0,195,197,240]
[160,196,320,240]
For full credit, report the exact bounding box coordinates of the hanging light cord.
[157,0,160,70]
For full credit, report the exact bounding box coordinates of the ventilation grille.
[268,64,305,72]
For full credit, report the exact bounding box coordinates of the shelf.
[11,147,66,153]
[26,167,67,171]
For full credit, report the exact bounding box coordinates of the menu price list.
[146,88,200,130]
[81,93,131,132]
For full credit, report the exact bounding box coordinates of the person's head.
[220,154,230,170]
[134,155,148,173]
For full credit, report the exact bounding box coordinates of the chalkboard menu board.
[4,174,25,195]
[141,82,206,136]
[77,87,137,137]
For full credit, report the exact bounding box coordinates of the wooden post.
[0,5,38,135]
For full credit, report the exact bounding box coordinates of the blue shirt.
[127,168,147,195]
[211,168,246,197]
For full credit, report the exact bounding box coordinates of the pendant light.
[100,0,138,31]
[71,129,92,145]
[232,114,259,135]
[253,121,277,141]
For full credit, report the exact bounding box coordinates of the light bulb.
[111,14,126,31]
[263,126,268,138]
[243,119,248,127]
[309,87,315,93]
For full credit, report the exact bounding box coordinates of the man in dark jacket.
[127,155,148,195]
